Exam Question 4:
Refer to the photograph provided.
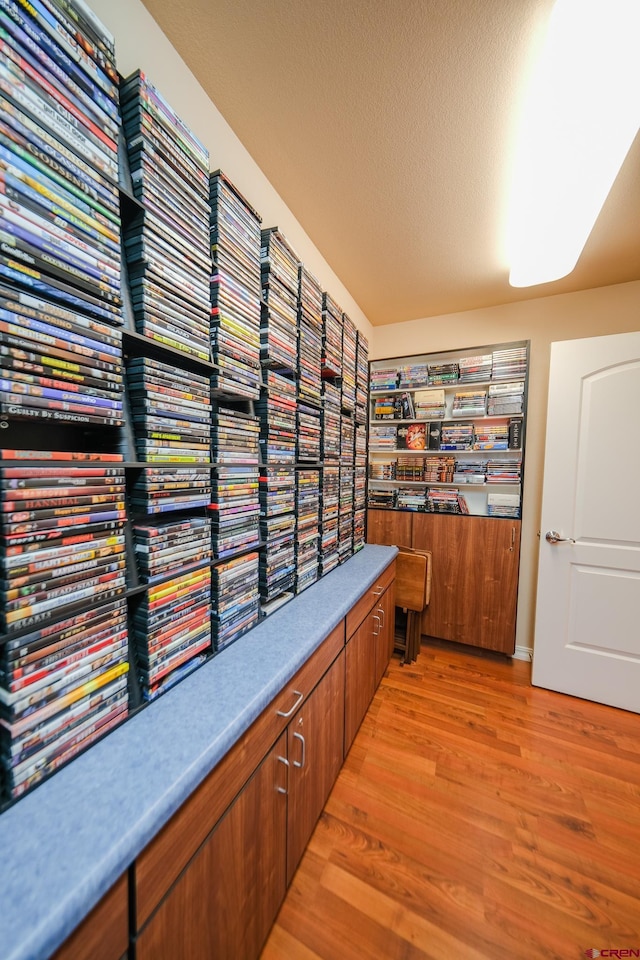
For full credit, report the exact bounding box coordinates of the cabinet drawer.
[135,619,344,928]
[346,559,396,638]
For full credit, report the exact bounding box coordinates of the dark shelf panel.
[122,329,218,375]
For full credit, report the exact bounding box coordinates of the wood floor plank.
[260,640,640,960]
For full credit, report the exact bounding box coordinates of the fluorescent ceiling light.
[507,0,640,288]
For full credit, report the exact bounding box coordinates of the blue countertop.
[0,544,397,960]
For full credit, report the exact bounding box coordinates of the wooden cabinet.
[134,620,350,960]
[374,582,395,688]
[134,622,344,928]
[287,650,345,883]
[344,610,377,753]
[344,560,396,752]
[366,508,412,547]
[52,874,128,960]
[126,560,395,960]
[412,513,520,654]
[135,735,288,960]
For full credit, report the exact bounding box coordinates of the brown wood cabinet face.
[366,508,412,548]
[52,874,128,960]
[412,514,521,654]
[344,614,376,753]
[373,582,396,688]
[135,622,343,927]
[135,733,288,960]
[345,559,395,638]
[287,650,345,884]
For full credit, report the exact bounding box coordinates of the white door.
[532,331,640,712]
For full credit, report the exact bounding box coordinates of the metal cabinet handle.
[377,605,385,628]
[293,731,306,769]
[372,585,384,596]
[545,530,575,545]
[276,689,304,718]
[372,614,381,636]
[276,755,289,794]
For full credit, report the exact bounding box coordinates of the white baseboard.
[513,645,533,662]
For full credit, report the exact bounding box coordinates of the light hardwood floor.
[261,640,640,960]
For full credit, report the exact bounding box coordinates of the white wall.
[371,279,640,654]
[91,0,373,341]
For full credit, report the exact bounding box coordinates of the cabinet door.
[367,508,412,547]
[135,734,287,960]
[344,614,376,753]
[373,581,396,688]
[412,514,520,654]
[52,874,128,960]
[287,651,345,883]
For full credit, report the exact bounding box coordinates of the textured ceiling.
[140,0,640,326]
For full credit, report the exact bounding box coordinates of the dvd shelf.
[0,0,372,809]
[367,342,528,517]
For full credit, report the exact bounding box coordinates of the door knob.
[545,530,575,544]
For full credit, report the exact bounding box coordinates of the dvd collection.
[355,330,368,423]
[341,313,357,412]
[0,598,129,799]
[0,0,129,801]
[133,566,212,701]
[0,0,124,429]
[319,364,342,574]
[257,373,297,607]
[339,414,355,563]
[353,421,367,553]
[297,401,322,463]
[211,551,259,650]
[210,407,260,560]
[320,462,340,575]
[133,516,211,582]
[321,380,341,460]
[210,171,261,398]
[371,346,527,392]
[257,369,297,464]
[321,293,342,379]
[258,253,298,608]
[295,469,320,593]
[261,227,298,375]
[368,344,528,518]
[0,0,371,806]
[120,71,211,362]
[297,264,322,406]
